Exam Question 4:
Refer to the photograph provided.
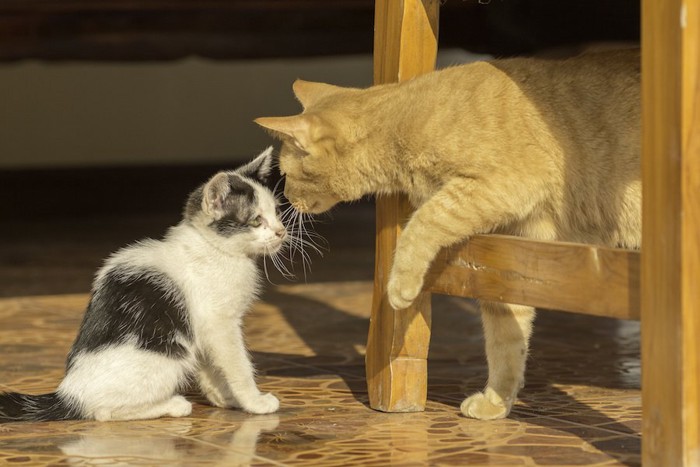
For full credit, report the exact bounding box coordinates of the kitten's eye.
[248,216,262,227]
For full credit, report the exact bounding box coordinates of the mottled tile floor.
[0,204,641,466]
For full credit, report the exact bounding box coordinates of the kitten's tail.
[0,392,80,422]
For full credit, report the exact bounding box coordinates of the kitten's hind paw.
[166,395,193,418]
[460,388,512,420]
[242,393,279,415]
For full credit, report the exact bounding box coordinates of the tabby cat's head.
[255,80,384,214]
[184,147,287,256]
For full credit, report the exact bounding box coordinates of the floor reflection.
[58,415,279,466]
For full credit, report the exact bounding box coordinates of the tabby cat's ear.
[238,146,274,184]
[292,79,347,108]
[202,172,230,220]
[254,115,310,146]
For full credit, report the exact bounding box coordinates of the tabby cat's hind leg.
[461,302,535,420]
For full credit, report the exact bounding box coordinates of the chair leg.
[365,0,439,413]
[641,0,700,465]
[366,194,432,412]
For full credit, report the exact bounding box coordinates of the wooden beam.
[641,0,700,465]
[425,235,640,320]
[366,0,438,413]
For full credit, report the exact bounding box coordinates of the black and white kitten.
[0,147,287,422]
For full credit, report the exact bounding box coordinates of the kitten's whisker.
[270,244,289,271]
[261,251,274,284]
[271,250,295,280]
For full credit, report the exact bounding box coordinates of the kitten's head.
[255,80,381,214]
[184,147,287,256]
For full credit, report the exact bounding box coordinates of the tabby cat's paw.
[241,393,279,415]
[387,271,422,310]
[460,388,513,420]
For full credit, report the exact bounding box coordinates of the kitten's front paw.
[460,387,513,420]
[241,393,279,415]
[387,270,423,310]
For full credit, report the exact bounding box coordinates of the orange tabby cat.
[255,49,641,420]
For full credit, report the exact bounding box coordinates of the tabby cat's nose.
[276,228,287,240]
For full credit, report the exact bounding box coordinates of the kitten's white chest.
[140,224,263,356]
[181,251,258,314]
[182,256,259,354]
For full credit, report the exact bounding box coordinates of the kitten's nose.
[275,228,287,240]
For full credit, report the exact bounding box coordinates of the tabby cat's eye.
[292,139,308,156]
[249,216,262,227]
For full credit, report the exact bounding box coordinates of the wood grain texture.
[425,235,640,320]
[641,0,700,464]
[365,0,438,413]
[682,54,700,467]
[682,5,700,466]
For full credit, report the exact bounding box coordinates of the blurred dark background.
[0,0,639,61]
[0,0,640,297]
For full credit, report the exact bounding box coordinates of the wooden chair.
[365,1,699,466]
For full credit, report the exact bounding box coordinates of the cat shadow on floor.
[254,286,371,403]
[514,386,640,466]
[434,303,640,465]
[256,288,640,465]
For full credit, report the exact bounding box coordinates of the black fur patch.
[183,186,204,220]
[183,173,260,237]
[0,392,79,422]
[66,268,192,369]
[209,175,258,236]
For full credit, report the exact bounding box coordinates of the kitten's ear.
[202,172,231,220]
[293,80,347,108]
[238,146,274,184]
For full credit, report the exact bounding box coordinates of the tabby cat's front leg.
[386,222,439,310]
[461,301,535,420]
[387,178,504,310]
